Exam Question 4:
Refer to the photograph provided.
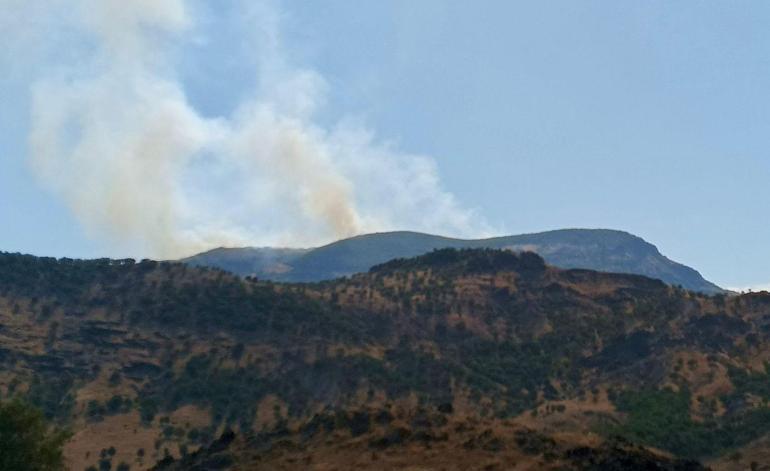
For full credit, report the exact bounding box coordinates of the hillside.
[182,229,724,294]
[0,249,768,470]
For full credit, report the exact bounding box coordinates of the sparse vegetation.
[0,249,769,467]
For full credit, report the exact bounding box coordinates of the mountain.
[0,249,768,470]
[182,229,724,294]
[183,246,310,277]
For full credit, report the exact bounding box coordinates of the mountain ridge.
[183,228,724,294]
[1,248,768,469]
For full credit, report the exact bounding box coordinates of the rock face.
[182,229,724,293]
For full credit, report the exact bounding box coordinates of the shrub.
[0,399,70,471]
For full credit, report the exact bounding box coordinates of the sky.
[0,1,769,290]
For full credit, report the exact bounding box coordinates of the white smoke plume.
[13,0,489,258]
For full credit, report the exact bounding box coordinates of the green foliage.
[138,338,557,431]
[0,399,70,471]
[0,252,378,343]
[609,388,770,459]
[87,400,106,420]
[138,397,159,424]
[610,388,700,455]
[451,339,554,411]
[85,396,131,423]
[726,364,770,403]
[106,395,132,414]
[0,253,137,302]
[371,248,546,277]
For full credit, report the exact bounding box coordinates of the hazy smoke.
[18,0,488,258]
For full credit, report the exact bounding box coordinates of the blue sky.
[1,0,769,289]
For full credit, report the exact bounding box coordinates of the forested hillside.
[0,249,767,470]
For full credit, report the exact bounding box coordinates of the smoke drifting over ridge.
[16,0,487,258]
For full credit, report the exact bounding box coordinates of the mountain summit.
[183,229,723,294]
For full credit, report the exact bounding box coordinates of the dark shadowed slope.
[183,247,310,277]
[182,229,724,293]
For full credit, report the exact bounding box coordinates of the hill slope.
[1,249,766,470]
[182,229,723,293]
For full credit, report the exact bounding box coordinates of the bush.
[609,388,770,458]
[0,399,70,471]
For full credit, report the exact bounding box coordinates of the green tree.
[0,399,70,471]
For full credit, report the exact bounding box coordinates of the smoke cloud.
[14,0,488,258]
